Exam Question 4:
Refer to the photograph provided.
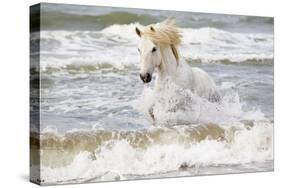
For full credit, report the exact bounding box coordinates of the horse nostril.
[146,73,151,82]
[140,73,152,83]
[140,74,144,81]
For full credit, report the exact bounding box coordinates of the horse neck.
[156,46,178,82]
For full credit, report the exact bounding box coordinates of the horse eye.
[152,47,157,52]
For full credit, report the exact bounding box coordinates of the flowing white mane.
[141,20,182,63]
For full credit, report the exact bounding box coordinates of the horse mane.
[142,19,182,63]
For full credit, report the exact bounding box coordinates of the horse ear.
[150,26,155,32]
[135,27,141,37]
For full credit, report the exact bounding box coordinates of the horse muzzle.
[140,73,152,83]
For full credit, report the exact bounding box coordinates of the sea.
[30,3,274,185]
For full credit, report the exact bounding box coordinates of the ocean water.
[30,3,274,185]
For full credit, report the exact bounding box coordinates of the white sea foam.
[40,121,273,183]
[181,27,273,62]
[133,77,267,127]
[38,23,273,72]
[39,74,273,184]
[36,23,273,184]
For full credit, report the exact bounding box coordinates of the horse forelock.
[142,20,182,64]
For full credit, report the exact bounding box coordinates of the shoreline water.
[35,160,273,185]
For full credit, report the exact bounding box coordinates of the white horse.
[135,20,220,120]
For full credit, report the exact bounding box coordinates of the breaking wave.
[31,121,273,184]
[31,79,273,184]
[30,23,273,73]
[31,5,273,33]
[29,10,274,184]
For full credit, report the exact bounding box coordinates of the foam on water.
[38,122,272,184]
[133,77,267,126]
[33,23,273,72]
[34,76,273,184]
[181,27,273,63]
[34,4,273,33]
[31,21,273,184]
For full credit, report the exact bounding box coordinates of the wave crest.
[34,24,273,72]
[32,120,272,184]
